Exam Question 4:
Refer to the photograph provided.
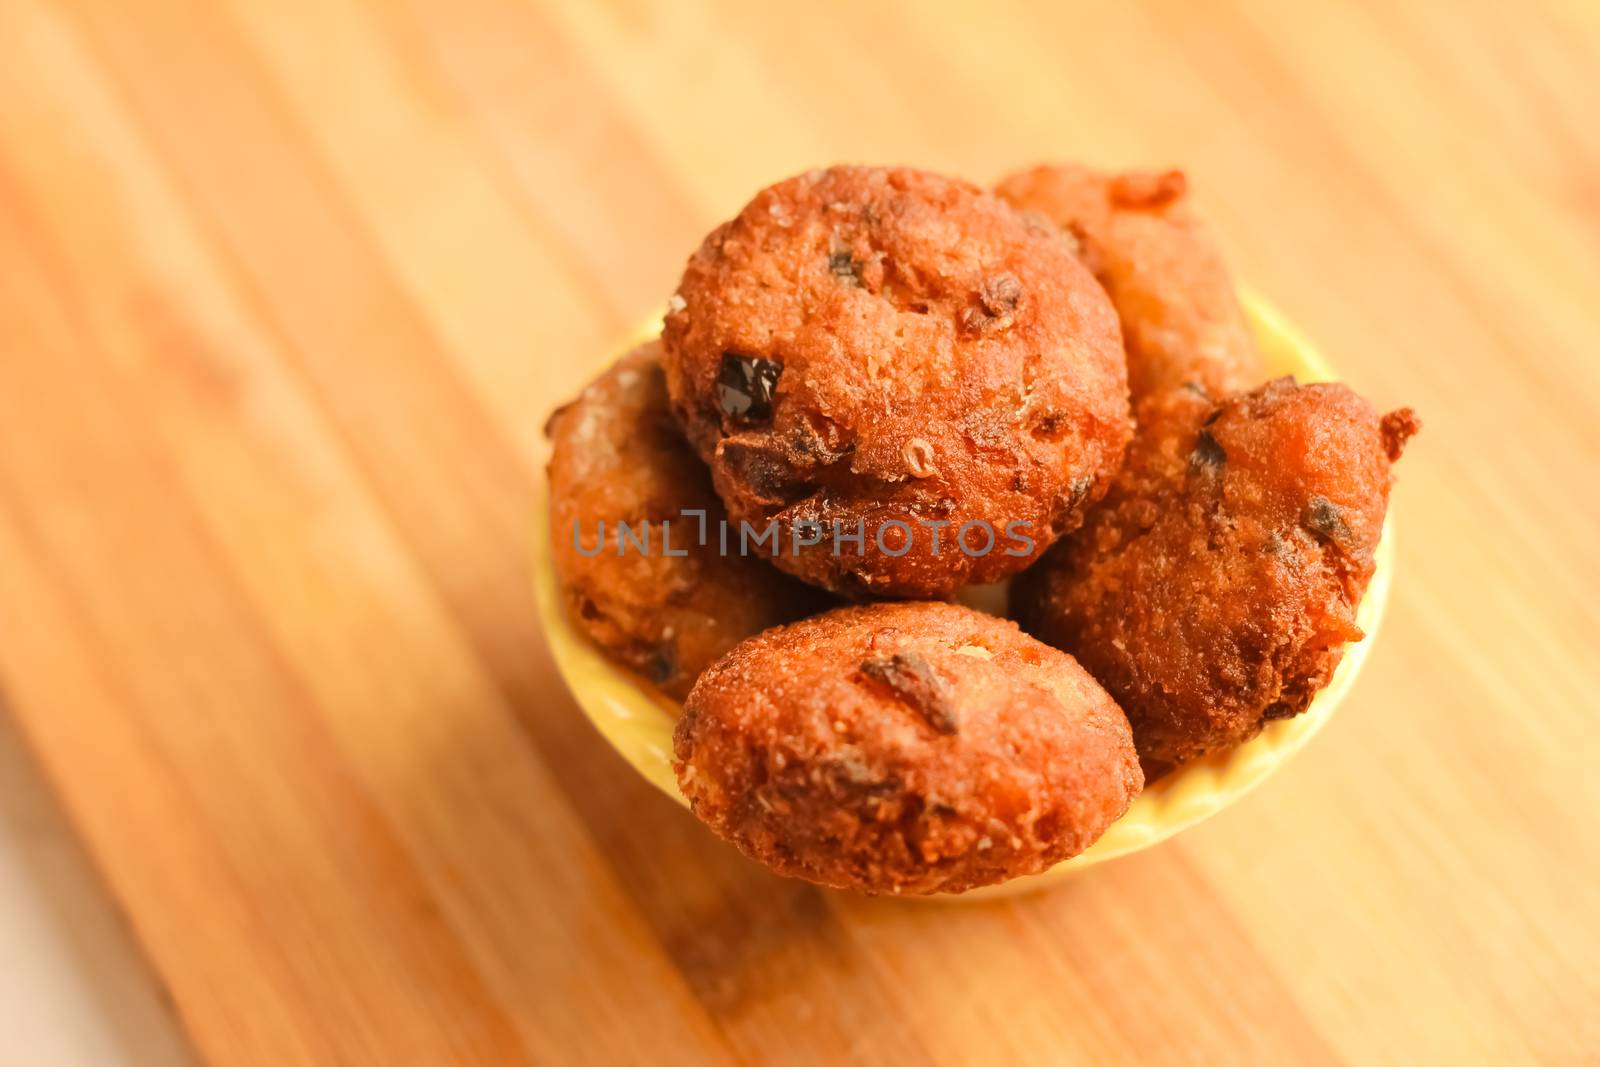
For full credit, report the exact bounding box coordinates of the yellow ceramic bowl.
[532,290,1393,899]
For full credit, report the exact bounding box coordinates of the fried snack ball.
[662,166,1130,598]
[546,342,827,700]
[674,601,1142,894]
[1013,378,1420,766]
[995,164,1264,401]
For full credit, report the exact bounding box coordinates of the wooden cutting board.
[0,0,1595,1063]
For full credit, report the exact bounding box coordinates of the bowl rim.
[531,288,1393,898]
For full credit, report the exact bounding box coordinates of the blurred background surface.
[0,0,1595,1063]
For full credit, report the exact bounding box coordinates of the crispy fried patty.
[1013,378,1419,765]
[546,342,827,699]
[675,601,1142,894]
[663,166,1130,597]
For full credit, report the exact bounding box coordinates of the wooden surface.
[0,0,1596,1063]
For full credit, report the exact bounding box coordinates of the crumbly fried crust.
[663,166,1130,597]
[674,602,1142,894]
[545,342,827,699]
[1013,378,1419,765]
[996,164,1264,401]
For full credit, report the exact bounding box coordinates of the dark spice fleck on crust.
[646,642,680,685]
[1261,700,1298,722]
[718,437,808,506]
[1190,428,1227,470]
[960,274,1024,335]
[717,352,783,420]
[981,274,1023,315]
[1302,495,1353,544]
[860,651,959,735]
[828,249,863,287]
